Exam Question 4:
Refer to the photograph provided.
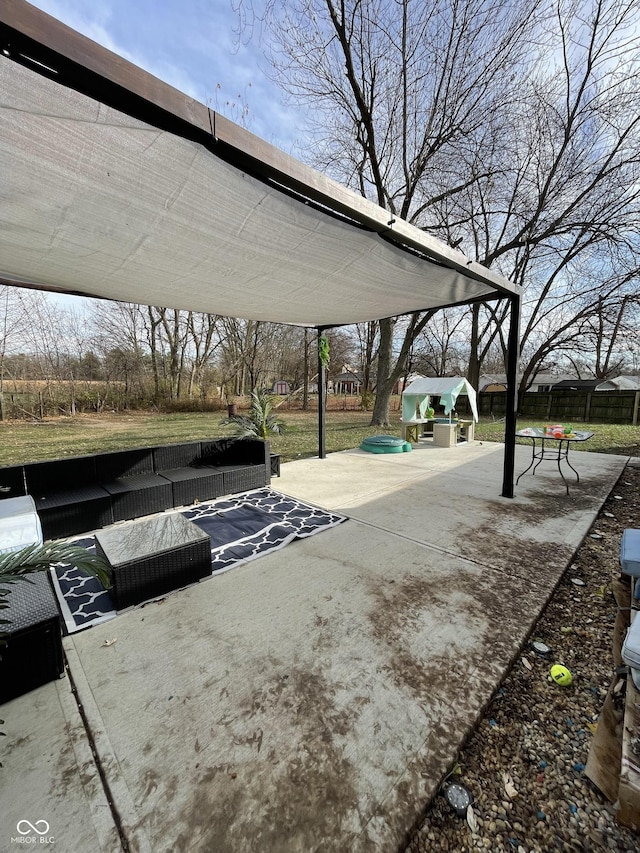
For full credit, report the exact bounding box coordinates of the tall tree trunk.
[371,312,435,426]
[370,319,394,425]
[147,306,162,401]
[303,327,309,410]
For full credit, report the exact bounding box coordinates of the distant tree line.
[1,285,639,421]
[0,289,357,419]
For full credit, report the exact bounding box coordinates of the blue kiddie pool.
[360,435,412,454]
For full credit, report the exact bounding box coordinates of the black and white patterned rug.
[50,488,346,634]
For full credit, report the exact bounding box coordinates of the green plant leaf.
[0,542,110,588]
[319,334,330,368]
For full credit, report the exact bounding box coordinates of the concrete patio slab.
[283,443,624,582]
[0,670,122,851]
[0,441,629,852]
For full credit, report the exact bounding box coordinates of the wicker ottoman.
[0,571,64,704]
[95,514,211,610]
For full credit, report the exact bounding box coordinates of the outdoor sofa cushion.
[154,442,225,508]
[24,458,113,539]
[198,438,270,493]
[96,449,172,521]
[0,465,27,499]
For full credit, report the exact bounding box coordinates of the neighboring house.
[478,373,574,392]
[527,373,575,392]
[481,374,640,394]
[479,374,507,392]
[334,371,362,395]
[595,376,640,391]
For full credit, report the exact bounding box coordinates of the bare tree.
[353,321,379,394]
[554,270,640,380]
[186,312,222,398]
[16,293,74,415]
[217,318,274,397]
[435,0,640,392]
[412,308,469,378]
[241,0,544,423]
[0,286,30,420]
[121,306,223,402]
[89,301,152,407]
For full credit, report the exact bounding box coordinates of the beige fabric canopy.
[0,1,519,328]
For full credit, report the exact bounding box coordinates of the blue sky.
[29,0,305,151]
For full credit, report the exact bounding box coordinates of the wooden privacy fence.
[457,390,640,425]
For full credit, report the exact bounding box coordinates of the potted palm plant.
[222,388,287,440]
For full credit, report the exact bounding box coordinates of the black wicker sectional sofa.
[0,438,270,541]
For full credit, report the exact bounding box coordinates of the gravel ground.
[406,457,640,853]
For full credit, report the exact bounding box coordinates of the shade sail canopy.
[0,1,519,328]
[402,377,479,422]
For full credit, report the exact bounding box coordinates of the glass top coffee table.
[515,428,594,494]
[95,513,211,610]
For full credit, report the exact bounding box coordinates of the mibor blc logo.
[11,819,55,845]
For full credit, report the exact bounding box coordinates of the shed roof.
[595,376,640,391]
[0,1,519,328]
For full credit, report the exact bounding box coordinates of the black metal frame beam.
[501,293,521,498]
[317,329,327,459]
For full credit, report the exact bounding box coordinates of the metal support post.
[501,293,521,498]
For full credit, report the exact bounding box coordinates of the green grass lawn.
[0,410,399,465]
[0,410,637,466]
[474,418,640,457]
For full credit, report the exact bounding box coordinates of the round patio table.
[515,428,594,494]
